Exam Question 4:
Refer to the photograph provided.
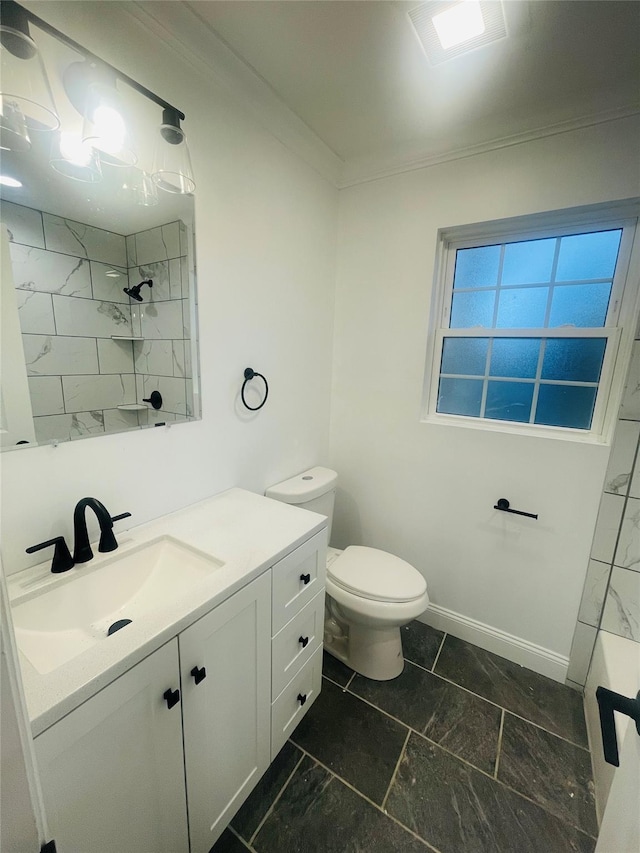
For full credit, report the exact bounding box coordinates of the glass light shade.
[50,131,102,183]
[0,25,59,134]
[0,96,30,151]
[152,124,195,194]
[118,167,158,207]
[82,101,137,167]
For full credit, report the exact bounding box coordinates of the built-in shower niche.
[2,200,196,444]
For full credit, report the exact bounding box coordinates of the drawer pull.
[299,635,309,648]
[190,665,207,685]
[297,692,307,706]
[300,573,311,585]
[163,687,180,709]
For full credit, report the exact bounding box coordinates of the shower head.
[123,279,153,302]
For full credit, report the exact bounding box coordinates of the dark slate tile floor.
[211,622,597,853]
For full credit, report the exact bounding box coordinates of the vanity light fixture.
[49,130,102,182]
[63,59,137,167]
[0,1,195,193]
[151,107,196,195]
[0,0,59,151]
[408,0,507,65]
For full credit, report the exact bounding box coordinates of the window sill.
[420,411,612,444]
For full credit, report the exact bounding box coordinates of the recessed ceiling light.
[408,1,507,66]
[0,175,23,188]
[432,1,485,50]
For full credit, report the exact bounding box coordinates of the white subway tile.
[43,213,126,267]
[16,290,55,335]
[10,244,91,298]
[23,335,98,376]
[1,200,44,248]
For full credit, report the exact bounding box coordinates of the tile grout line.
[289,741,443,853]
[493,708,505,780]
[410,727,598,841]
[343,671,357,691]
[405,658,590,752]
[335,682,596,841]
[381,727,411,812]
[429,631,447,672]
[228,825,258,853]
[246,752,307,848]
[322,673,352,692]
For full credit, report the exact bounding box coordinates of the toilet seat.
[328,546,426,603]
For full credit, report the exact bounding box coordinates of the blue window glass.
[495,287,548,328]
[490,338,540,378]
[437,378,483,417]
[541,338,606,383]
[548,283,612,328]
[556,230,622,281]
[485,381,534,423]
[453,245,501,289]
[502,238,555,285]
[450,290,495,328]
[535,385,598,429]
[441,338,488,375]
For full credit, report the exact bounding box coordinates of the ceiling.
[146,0,640,185]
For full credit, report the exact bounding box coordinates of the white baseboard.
[419,603,570,684]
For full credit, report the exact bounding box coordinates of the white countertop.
[8,488,327,737]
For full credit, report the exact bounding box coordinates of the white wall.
[330,116,640,677]
[1,3,338,576]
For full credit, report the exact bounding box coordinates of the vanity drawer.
[272,590,325,698]
[272,530,327,634]
[271,645,323,760]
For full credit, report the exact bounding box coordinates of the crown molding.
[127,1,344,187]
[338,106,640,188]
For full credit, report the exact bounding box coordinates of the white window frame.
[421,200,640,443]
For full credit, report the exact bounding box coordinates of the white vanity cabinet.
[30,522,326,853]
[270,530,326,759]
[180,570,271,853]
[34,639,189,853]
[34,573,271,853]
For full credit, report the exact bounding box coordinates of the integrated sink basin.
[12,536,224,675]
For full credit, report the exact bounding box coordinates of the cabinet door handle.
[191,665,207,685]
[163,687,180,709]
[300,573,311,585]
[297,692,307,706]
[299,635,309,648]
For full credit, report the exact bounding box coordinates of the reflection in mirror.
[0,4,200,450]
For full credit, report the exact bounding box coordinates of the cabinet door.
[180,571,271,853]
[34,640,188,853]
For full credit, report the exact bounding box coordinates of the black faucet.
[73,497,131,563]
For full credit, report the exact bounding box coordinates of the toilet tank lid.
[266,466,337,503]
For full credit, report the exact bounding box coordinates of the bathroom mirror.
[0,17,200,450]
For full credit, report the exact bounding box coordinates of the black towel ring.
[241,367,269,411]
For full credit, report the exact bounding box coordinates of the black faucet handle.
[111,512,132,523]
[26,536,74,574]
[99,511,132,553]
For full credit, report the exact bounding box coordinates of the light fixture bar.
[5,1,186,121]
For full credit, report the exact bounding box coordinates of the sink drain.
[107,619,132,636]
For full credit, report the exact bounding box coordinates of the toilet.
[266,467,429,680]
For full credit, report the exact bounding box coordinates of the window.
[424,205,639,439]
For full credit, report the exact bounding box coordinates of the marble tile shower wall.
[2,200,191,443]
[567,334,640,687]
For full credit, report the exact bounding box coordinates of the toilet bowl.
[266,468,429,681]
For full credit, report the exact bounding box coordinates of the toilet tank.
[266,467,337,543]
